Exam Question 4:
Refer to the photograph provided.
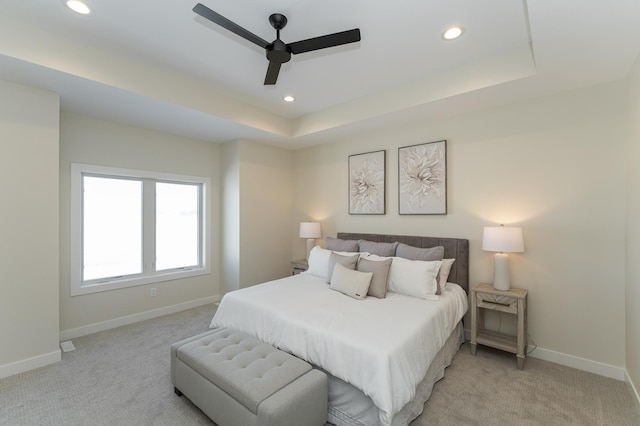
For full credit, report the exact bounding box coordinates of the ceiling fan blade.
[288,28,361,55]
[264,61,282,85]
[193,3,269,48]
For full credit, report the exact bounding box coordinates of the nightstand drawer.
[290,259,308,275]
[476,293,518,314]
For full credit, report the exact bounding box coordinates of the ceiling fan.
[193,3,361,85]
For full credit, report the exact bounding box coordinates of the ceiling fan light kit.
[193,3,361,85]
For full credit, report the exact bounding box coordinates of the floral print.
[350,152,385,214]
[399,142,446,213]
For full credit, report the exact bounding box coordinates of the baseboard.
[59,295,221,341]
[0,349,61,380]
[627,370,640,409]
[463,328,625,381]
[529,347,625,381]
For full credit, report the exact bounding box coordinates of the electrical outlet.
[60,340,76,352]
[151,288,157,297]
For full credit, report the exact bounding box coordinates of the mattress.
[210,272,468,425]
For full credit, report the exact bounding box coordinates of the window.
[71,164,210,296]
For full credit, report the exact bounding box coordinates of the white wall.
[58,112,221,335]
[238,140,294,286]
[293,82,628,376]
[220,141,241,294]
[626,55,640,399]
[0,80,60,378]
[220,140,294,290]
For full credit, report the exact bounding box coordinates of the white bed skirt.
[327,321,465,426]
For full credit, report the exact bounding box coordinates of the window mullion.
[142,179,156,273]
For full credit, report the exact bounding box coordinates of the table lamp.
[299,222,321,260]
[482,225,525,291]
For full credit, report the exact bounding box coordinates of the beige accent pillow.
[330,263,373,300]
[357,257,393,298]
[327,252,359,283]
[439,258,455,292]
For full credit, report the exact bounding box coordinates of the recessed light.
[283,95,295,103]
[442,26,464,40]
[66,0,92,15]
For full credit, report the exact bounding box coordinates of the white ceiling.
[1,0,639,149]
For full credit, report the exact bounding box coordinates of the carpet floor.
[1,304,638,425]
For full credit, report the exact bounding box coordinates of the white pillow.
[438,258,455,292]
[306,246,332,281]
[388,257,442,299]
[330,263,373,300]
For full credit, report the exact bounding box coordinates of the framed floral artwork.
[348,150,386,215]
[398,140,447,215]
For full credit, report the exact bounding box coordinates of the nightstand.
[470,283,528,369]
[290,259,308,275]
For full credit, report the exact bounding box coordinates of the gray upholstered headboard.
[337,232,469,293]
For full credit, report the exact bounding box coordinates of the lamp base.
[306,239,315,260]
[492,253,511,291]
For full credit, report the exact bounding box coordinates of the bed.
[210,232,469,426]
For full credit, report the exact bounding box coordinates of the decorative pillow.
[330,263,373,300]
[363,253,392,261]
[396,243,444,261]
[358,240,399,257]
[327,252,359,282]
[334,251,367,257]
[306,246,333,281]
[388,257,442,299]
[357,257,392,298]
[326,236,359,252]
[438,258,455,292]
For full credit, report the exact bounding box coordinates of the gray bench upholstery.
[171,327,327,426]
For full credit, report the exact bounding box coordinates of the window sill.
[70,267,210,296]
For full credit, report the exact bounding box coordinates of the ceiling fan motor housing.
[266,39,291,63]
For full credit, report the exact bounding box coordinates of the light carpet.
[1,304,638,425]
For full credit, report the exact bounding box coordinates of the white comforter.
[210,272,468,425]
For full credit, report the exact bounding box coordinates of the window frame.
[70,163,211,296]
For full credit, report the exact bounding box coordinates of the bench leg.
[174,387,183,397]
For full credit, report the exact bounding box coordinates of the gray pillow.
[327,252,359,282]
[326,236,359,252]
[357,257,393,298]
[396,243,444,261]
[358,240,399,257]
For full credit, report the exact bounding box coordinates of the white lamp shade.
[482,226,524,253]
[299,222,321,239]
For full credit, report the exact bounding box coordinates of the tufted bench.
[171,327,327,426]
